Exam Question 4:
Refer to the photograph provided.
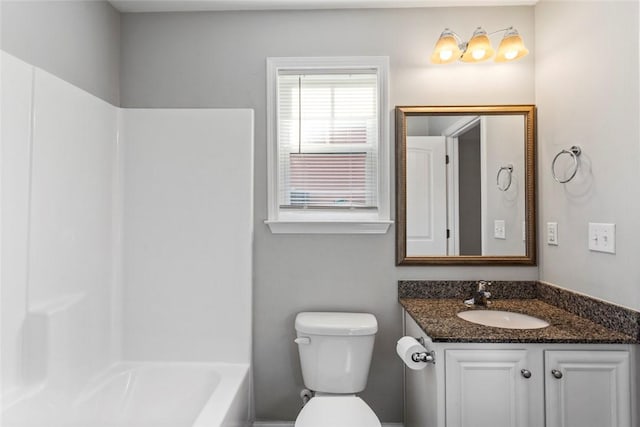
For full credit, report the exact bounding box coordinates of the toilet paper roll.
[396,336,428,370]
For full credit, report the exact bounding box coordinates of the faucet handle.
[477,280,491,291]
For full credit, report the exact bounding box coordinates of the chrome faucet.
[464,281,492,307]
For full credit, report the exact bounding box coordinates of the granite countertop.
[400,298,637,344]
[398,281,640,344]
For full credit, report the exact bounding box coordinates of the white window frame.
[265,56,391,234]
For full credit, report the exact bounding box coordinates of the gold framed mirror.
[395,105,536,265]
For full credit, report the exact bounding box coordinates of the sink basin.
[457,310,550,329]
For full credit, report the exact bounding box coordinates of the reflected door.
[406,136,447,255]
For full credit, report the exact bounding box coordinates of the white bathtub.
[1,362,251,427]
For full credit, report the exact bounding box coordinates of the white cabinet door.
[545,350,631,427]
[445,349,531,427]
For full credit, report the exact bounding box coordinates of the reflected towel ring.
[551,146,581,183]
[496,164,513,191]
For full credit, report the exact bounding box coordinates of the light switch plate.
[588,222,616,254]
[547,222,558,245]
[494,220,506,239]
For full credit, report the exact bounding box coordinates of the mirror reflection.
[396,106,536,265]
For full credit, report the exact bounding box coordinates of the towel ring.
[551,146,581,183]
[496,164,513,191]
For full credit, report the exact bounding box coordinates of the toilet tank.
[295,312,377,394]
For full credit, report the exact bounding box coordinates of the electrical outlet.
[547,222,558,245]
[494,220,506,239]
[588,223,616,254]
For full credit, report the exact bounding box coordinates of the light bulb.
[440,50,453,61]
[505,50,518,60]
[472,49,486,60]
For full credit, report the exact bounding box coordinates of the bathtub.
[1,362,251,427]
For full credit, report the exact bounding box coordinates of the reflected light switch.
[547,222,558,245]
[494,220,506,239]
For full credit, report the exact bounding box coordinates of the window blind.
[277,72,379,209]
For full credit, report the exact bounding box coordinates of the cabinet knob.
[551,369,563,379]
[520,369,532,379]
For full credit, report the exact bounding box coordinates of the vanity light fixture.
[431,26,529,64]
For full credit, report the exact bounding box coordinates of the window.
[266,57,391,234]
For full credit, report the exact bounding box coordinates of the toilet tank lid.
[295,312,378,336]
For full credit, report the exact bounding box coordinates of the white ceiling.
[109,0,537,13]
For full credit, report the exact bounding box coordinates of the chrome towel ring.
[551,146,582,183]
[496,164,513,191]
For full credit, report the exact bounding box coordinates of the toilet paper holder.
[411,337,436,364]
[411,350,435,364]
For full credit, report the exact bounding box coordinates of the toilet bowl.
[294,312,381,427]
[295,395,380,427]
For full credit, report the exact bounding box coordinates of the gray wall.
[535,0,640,311]
[1,1,121,105]
[483,115,527,256]
[120,7,537,422]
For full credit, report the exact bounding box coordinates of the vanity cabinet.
[545,350,631,427]
[445,349,532,427]
[404,312,637,427]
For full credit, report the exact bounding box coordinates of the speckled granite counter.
[399,281,640,344]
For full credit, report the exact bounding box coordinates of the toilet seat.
[294,395,381,427]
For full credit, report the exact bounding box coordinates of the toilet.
[294,312,381,427]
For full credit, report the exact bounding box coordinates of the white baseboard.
[253,423,403,427]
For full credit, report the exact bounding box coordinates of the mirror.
[395,105,536,265]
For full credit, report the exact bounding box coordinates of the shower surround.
[1,51,253,426]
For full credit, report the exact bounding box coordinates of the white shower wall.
[1,51,254,402]
[1,52,118,398]
[2,52,38,396]
[120,109,254,364]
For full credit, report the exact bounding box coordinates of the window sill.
[265,220,393,234]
